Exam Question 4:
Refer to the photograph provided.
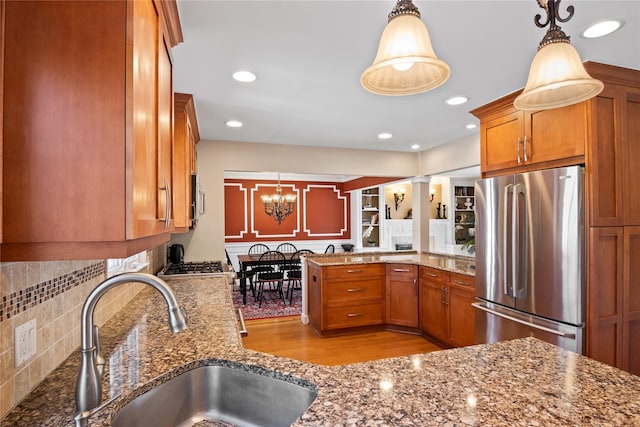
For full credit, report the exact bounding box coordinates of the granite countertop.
[306,251,476,276]
[2,276,640,426]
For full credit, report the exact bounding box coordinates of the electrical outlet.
[15,319,37,367]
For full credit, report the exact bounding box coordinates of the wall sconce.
[393,188,406,210]
[514,0,603,110]
[429,188,436,202]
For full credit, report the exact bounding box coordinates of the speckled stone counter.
[306,251,476,276]
[2,276,640,426]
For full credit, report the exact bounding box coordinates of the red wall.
[224,179,350,242]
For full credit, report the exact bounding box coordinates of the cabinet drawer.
[323,263,385,281]
[325,278,384,303]
[325,302,384,329]
[419,266,446,282]
[387,263,417,278]
[449,273,475,291]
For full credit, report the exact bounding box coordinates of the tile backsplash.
[0,245,166,420]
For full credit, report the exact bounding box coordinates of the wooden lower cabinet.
[419,266,475,348]
[588,226,640,375]
[386,264,419,328]
[308,262,474,345]
[307,263,385,334]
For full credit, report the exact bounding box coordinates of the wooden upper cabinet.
[173,93,201,232]
[472,92,586,176]
[585,66,640,227]
[1,0,183,261]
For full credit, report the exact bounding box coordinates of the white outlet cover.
[15,318,36,367]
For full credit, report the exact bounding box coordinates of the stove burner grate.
[162,261,224,275]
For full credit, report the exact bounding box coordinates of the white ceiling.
[173,1,640,153]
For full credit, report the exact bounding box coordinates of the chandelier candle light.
[514,0,604,110]
[261,173,296,225]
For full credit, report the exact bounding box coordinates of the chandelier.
[514,0,603,110]
[261,173,296,225]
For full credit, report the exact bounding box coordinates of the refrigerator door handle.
[503,184,513,297]
[512,183,527,299]
[472,302,576,339]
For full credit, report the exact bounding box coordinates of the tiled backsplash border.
[0,262,104,322]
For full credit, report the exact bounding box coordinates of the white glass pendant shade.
[361,14,450,96]
[514,41,603,110]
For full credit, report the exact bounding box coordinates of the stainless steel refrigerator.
[473,165,586,353]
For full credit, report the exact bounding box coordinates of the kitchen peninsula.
[2,275,639,426]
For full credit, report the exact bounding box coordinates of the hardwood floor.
[241,316,443,366]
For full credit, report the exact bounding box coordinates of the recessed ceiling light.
[581,19,624,39]
[445,96,468,106]
[466,123,477,130]
[232,70,257,82]
[411,144,420,150]
[226,120,243,128]
[378,132,393,140]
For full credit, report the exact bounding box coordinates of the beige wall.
[0,245,166,419]
[170,138,480,262]
[418,134,480,176]
[170,140,422,262]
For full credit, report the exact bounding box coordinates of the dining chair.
[248,243,270,256]
[286,249,314,305]
[324,244,335,254]
[247,243,273,277]
[275,242,297,254]
[254,250,287,307]
[225,249,255,303]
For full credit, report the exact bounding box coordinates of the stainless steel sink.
[110,361,317,427]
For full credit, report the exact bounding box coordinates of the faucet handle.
[93,326,106,377]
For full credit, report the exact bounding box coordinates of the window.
[106,251,149,277]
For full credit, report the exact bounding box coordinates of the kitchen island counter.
[306,251,476,276]
[2,276,639,427]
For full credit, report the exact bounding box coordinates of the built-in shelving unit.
[361,188,380,247]
[453,186,475,244]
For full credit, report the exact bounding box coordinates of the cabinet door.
[157,25,174,231]
[622,90,640,225]
[587,227,624,368]
[131,0,161,238]
[420,278,447,342]
[526,102,586,166]
[448,285,475,347]
[623,226,640,375]
[480,110,523,173]
[386,265,418,327]
[587,86,624,227]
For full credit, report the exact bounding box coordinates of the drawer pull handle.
[393,268,411,272]
[347,288,363,292]
[347,313,363,317]
[347,269,363,273]
[452,280,470,286]
[426,273,438,278]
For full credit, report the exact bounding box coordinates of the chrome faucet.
[74,272,187,427]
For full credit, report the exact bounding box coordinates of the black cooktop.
[162,261,224,275]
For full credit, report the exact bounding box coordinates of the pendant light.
[360,0,450,96]
[514,0,604,111]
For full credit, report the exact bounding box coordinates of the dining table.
[236,253,295,304]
